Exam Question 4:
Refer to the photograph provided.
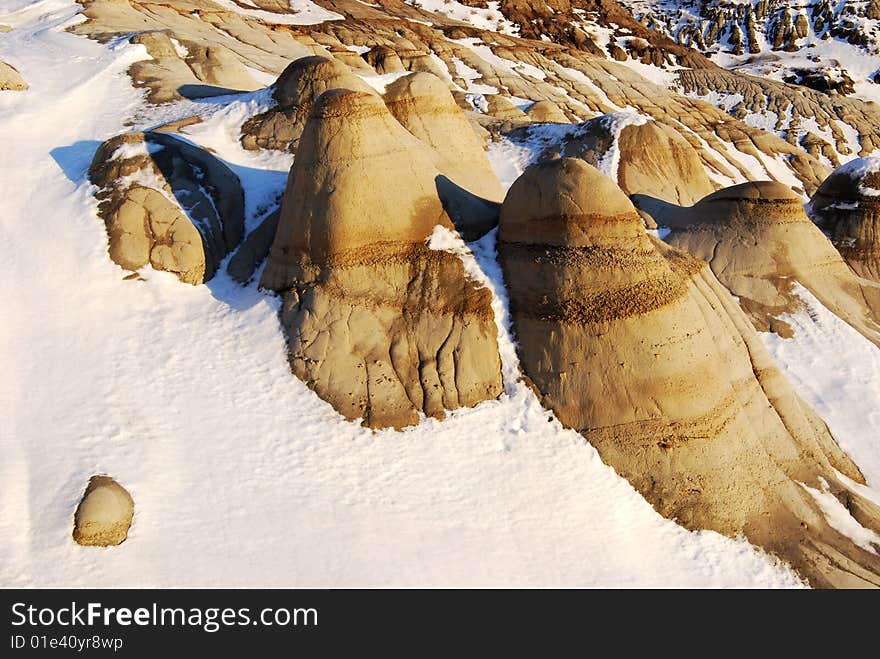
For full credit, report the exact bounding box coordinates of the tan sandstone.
[499,158,880,587]
[262,89,503,428]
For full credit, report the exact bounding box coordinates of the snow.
[454,39,543,83]
[485,112,648,187]
[451,57,497,95]
[357,71,412,94]
[209,0,343,26]
[108,139,163,162]
[802,479,880,554]
[592,111,649,179]
[611,51,682,89]
[244,65,278,87]
[486,135,534,190]
[169,37,188,59]
[464,92,489,113]
[627,0,880,107]
[174,90,294,227]
[0,0,820,588]
[761,284,880,487]
[486,123,576,189]
[555,64,621,112]
[404,0,520,36]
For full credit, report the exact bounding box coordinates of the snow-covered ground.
[210,0,343,26]
[404,0,520,36]
[0,0,818,588]
[761,285,880,488]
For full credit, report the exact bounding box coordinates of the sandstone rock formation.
[382,71,503,238]
[484,94,529,123]
[520,113,716,206]
[73,476,134,547]
[677,68,880,161]
[612,118,716,205]
[646,181,880,345]
[0,61,27,91]
[73,0,843,197]
[241,55,375,152]
[262,89,503,428]
[526,100,569,124]
[810,158,880,282]
[363,44,405,74]
[499,158,880,587]
[129,30,262,103]
[384,72,504,204]
[89,131,245,284]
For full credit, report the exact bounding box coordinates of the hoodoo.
[383,71,504,239]
[562,114,715,206]
[261,89,503,429]
[499,158,880,587]
[810,157,880,283]
[662,181,880,345]
[240,56,374,153]
[383,72,504,203]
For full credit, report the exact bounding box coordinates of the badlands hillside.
[2,0,880,587]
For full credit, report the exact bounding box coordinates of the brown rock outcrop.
[526,100,570,124]
[383,72,504,204]
[89,131,245,284]
[499,158,880,587]
[262,89,503,428]
[0,61,27,91]
[658,181,880,345]
[559,114,716,205]
[241,55,374,152]
[129,31,262,103]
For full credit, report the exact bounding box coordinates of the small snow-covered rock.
[0,61,27,91]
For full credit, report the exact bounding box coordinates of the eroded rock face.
[499,158,880,587]
[810,158,880,282]
[73,0,842,197]
[654,181,880,346]
[677,68,880,162]
[73,476,134,547]
[129,31,262,103]
[384,72,503,203]
[89,132,245,284]
[262,89,503,429]
[363,44,405,74]
[615,119,716,205]
[521,113,716,206]
[526,100,569,123]
[0,61,27,91]
[241,56,375,152]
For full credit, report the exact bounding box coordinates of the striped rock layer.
[264,89,502,429]
[658,181,880,347]
[500,158,880,587]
